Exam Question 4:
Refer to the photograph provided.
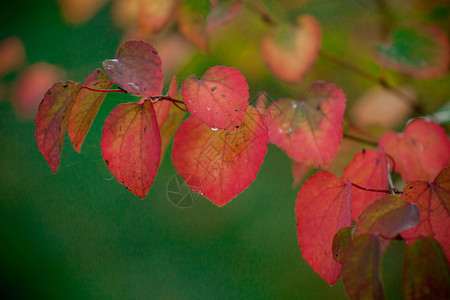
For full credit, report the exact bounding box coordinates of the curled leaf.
[342,149,389,221]
[182,66,249,130]
[295,171,351,285]
[402,237,450,300]
[101,100,161,198]
[261,14,321,83]
[103,40,163,97]
[68,69,112,152]
[35,81,82,172]
[378,118,450,182]
[171,105,268,207]
[375,24,449,78]
[267,81,346,168]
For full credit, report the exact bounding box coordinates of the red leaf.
[101,100,161,198]
[342,149,389,220]
[254,91,269,116]
[341,234,385,300]
[68,69,112,152]
[102,40,163,97]
[171,105,268,207]
[35,81,82,172]
[267,81,346,168]
[402,237,450,300]
[291,161,311,188]
[401,167,450,263]
[295,171,352,285]
[261,14,321,83]
[0,36,26,78]
[206,1,241,34]
[356,196,420,250]
[378,118,450,182]
[154,76,178,128]
[375,24,449,78]
[182,66,249,130]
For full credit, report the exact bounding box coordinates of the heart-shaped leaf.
[68,69,112,152]
[261,14,321,83]
[101,99,161,198]
[182,65,249,130]
[295,171,352,285]
[171,105,268,207]
[103,40,163,97]
[267,81,346,168]
[35,81,82,172]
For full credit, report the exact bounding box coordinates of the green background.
[2,0,443,298]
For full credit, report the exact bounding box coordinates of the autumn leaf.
[342,149,389,220]
[401,167,450,263]
[0,36,25,78]
[57,0,107,24]
[261,14,321,83]
[68,69,112,152]
[101,100,161,198]
[295,171,351,285]
[356,196,420,250]
[103,40,163,97]
[35,81,82,173]
[206,0,241,34]
[182,66,249,130]
[267,81,346,168]
[341,234,385,300]
[291,161,311,188]
[332,227,353,264]
[402,237,450,300]
[171,105,268,207]
[375,24,449,78]
[177,0,210,51]
[254,91,269,116]
[378,118,450,182]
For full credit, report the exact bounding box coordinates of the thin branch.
[81,85,127,93]
[343,132,378,147]
[351,182,402,195]
[149,95,185,105]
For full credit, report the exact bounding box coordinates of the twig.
[81,86,126,93]
[343,132,378,147]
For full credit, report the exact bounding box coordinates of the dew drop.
[127,82,140,92]
[211,127,218,131]
[207,107,211,111]
[292,103,298,109]
[288,127,293,133]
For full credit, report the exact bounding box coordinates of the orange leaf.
[35,81,82,172]
[261,14,321,83]
[342,149,389,220]
[68,69,112,152]
[401,167,450,263]
[103,40,163,97]
[267,81,346,168]
[182,66,249,130]
[171,105,268,207]
[295,171,352,285]
[101,100,161,198]
[378,118,450,182]
[177,0,209,51]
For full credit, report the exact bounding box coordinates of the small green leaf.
[333,227,354,264]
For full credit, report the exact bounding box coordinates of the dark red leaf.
[101,99,161,198]
[295,171,352,285]
[378,118,450,182]
[341,234,385,300]
[35,81,82,172]
[402,237,450,300]
[102,40,163,97]
[401,167,450,263]
[356,196,420,250]
[182,66,249,130]
[261,14,321,83]
[171,105,268,207]
[68,69,112,152]
[342,149,389,220]
[267,81,346,168]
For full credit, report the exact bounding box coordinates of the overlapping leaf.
[68,69,112,152]
[341,234,385,300]
[101,100,161,198]
[267,82,346,168]
[342,149,389,220]
[261,14,321,83]
[295,171,351,285]
[35,81,82,172]
[171,105,268,207]
[102,40,163,97]
[356,196,420,250]
[332,227,353,264]
[378,118,450,182]
[402,237,450,300]
[401,167,450,263]
[375,24,449,78]
[182,66,249,130]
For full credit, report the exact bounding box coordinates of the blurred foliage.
[1,0,449,298]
